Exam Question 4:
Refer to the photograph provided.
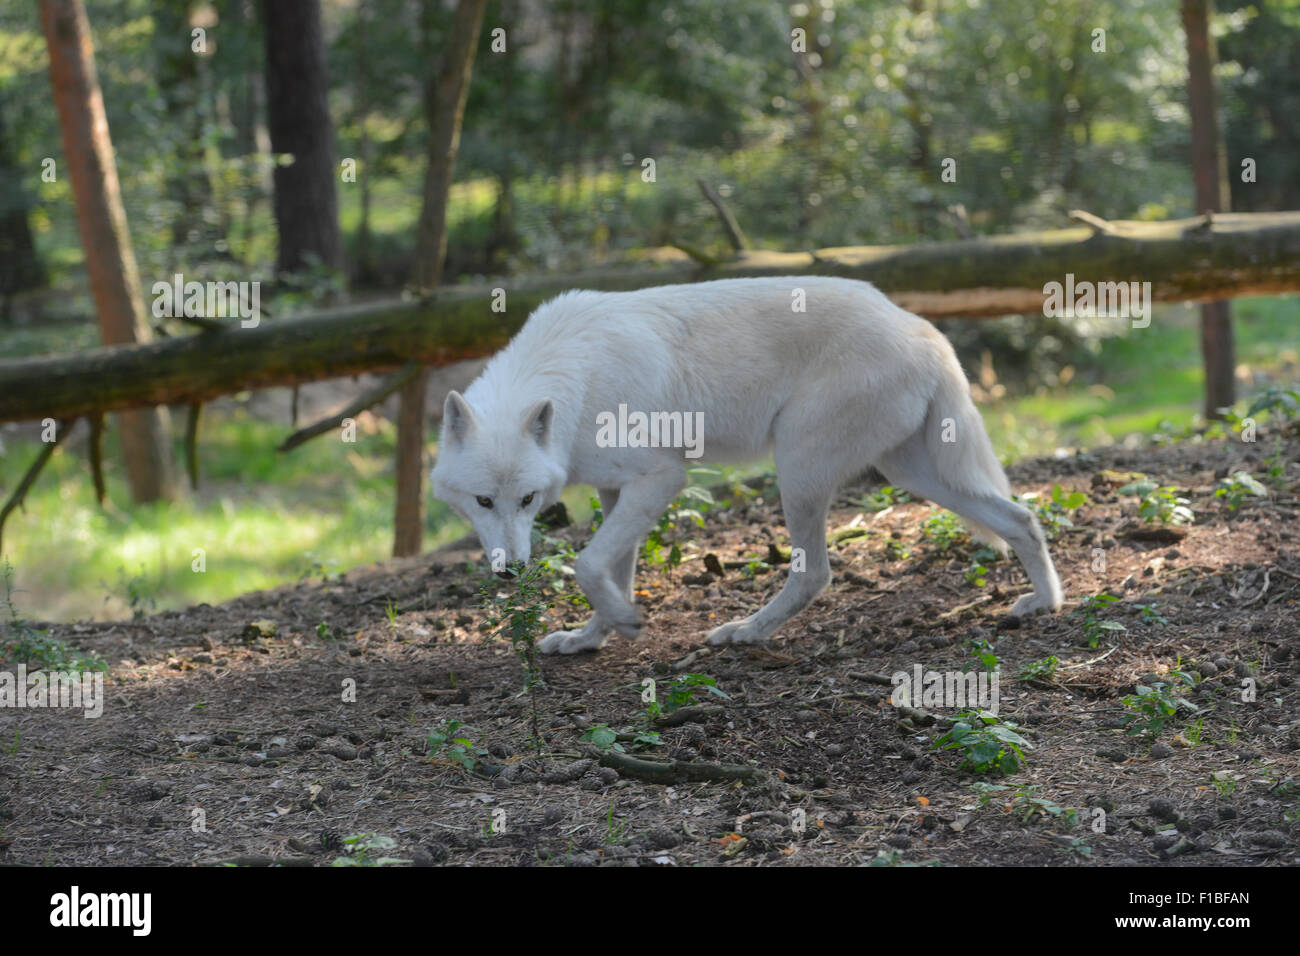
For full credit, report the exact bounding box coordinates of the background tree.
[259,0,342,276]
[152,0,214,253]
[39,0,177,503]
[0,90,46,310]
[1183,0,1236,419]
[393,0,487,558]
[1219,0,1300,212]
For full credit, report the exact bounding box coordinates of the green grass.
[0,410,464,621]
[984,295,1300,458]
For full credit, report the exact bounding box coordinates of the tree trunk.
[259,0,342,275]
[394,0,486,558]
[1182,0,1236,419]
[39,0,177,503]
[152,0,211,250]
[0,92,46,306]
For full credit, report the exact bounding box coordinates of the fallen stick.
[199,854,316,867]
[0,417,75,552]
[653,704,724,727]
[938,594,993,620]
[277,360,421,452]
[583,745,761,785]
[847,671,895,685]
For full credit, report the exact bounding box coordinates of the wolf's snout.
[495,568,517,581]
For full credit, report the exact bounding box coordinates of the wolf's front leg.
[539,489,639,655]
[575,468,684,638]
[537,615,613,655]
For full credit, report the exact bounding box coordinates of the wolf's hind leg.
[707,483,833,647]
[877,436,1063,616]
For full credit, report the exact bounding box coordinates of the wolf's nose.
[495,569,517,581]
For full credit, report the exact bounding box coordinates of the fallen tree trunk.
[3,211,1298,423]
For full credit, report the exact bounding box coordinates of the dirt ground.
[2,429,1297,867]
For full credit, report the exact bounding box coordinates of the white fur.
[430,276,1063,654]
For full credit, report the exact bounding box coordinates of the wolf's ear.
[522,399,554,447]
[443,390,477,446]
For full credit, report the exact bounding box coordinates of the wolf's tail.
[924,345,1012,552]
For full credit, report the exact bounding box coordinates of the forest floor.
[3,430,1298,867]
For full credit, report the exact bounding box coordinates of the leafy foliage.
[933,710,1031,775]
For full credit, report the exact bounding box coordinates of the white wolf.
[431,276,1062,654]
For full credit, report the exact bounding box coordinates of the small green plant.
[583,723,663,751]
[966,637,999,673]
[426,719,487,771]
[384,601,399,628]
[921,509,967,553]
[857,485,911,512]
[1214,471,1267,510]
[933,710,1031,775]
[641,483,715,574]
[480,563,554,757]
[531,531,589,607]
[1020,484,1087,540]
[604,803,629,844]
[1016,656,1059,684]
[884,536,910,561]
[110,567,158,620]
[315,621,335,641]
[1210,773,1236,798]
[974,784,1079,828]
[1245,385,1300,422]
[580,723,631,753]
[1073,592,1127,648]
[1063,838,1093,858]
[1118,480,1194,525]
[1120,669,1198,738]
[296,554,339,582]
[1,561,106,672]
[331,833,409,867]
[963,546,999,588]
[1133,602,1168,626]
[641,673,731,724]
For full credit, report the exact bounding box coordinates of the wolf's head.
[430,390,566,574]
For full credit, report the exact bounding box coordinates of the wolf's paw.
[607,609,643,639]
[1009,591,1061,618]
[538,626,609,655]
[705,616,771,647]
[590,600,643,639]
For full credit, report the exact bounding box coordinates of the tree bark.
[1182,0,1236,419]
[39,0,177,503]
[0,92,46,303]
[152,0,212,250]
[394,0,487,558]
[260,0,342,275]
[3,211,1299,425]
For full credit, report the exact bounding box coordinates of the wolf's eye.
[475,496,493,509]
[521,492,535,507]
